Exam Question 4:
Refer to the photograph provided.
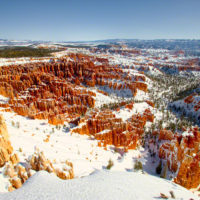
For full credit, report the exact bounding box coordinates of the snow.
[171,94,200,125]
[114,102,151,122]
[0,57,51,67]
[91,88,117,108]
[0,167,10,193]
[98,84,133,98]
[0,110,150,191]
[0,170,198,200]
[0,95,9,104]
[182,131,194,137]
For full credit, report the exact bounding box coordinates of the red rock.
[184,94,195,104]
[9,177,22,189]
[159,127,200,189]
[146,100,155,107]
[0,115,17,167]
[159,129,174,141]
[48,115,64,125]
[73,109,148,150]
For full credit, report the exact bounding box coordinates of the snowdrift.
[0,170,198,200]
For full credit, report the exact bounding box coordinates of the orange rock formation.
[159,127,200,189]
[0,115,19,167]
[0,54,148,125]
[73,108,154,150]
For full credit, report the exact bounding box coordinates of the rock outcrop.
[159,127,200,189]
[28,150,74,180]
[4,149,74,191]
[0,54,148,125]
[0,115,19,167]
[4,163,30,190]
[73,108,154,150]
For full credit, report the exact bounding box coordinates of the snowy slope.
[0,170,198,200]
[171,94,200,125]
[0,110,147,191]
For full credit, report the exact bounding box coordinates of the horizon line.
[1,38,200,43]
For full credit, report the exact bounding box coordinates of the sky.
[0,0,200,41]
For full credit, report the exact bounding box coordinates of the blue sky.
[0,0,200,41]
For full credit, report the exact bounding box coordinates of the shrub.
[134,160,143,171]
[170,191,175,199]
[56,125,61,130]
[11,121,15,126]
[106,159,114,170]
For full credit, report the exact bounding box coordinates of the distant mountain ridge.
[1,38,200,52]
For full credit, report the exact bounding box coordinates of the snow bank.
[0,170,197,200]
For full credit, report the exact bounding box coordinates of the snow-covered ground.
[0,109,147,192]
[171,95,200,125]
[114,102,151,122]
[0,170,198,200]
[0,57,52,67]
